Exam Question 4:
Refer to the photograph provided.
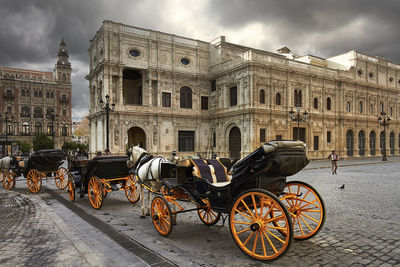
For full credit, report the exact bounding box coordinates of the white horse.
[0,156,13,169]
[127,145,169,218]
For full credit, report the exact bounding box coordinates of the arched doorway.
[127,127,146,149]
[358,130,365,156]
[346,130,354,157]
[380,131,385,155]
[229,127,241,160]
[389,131,395,155]
[369,131,376,156]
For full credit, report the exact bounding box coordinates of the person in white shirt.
[328,150,339,174]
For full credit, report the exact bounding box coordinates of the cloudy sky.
[1,0,399,117]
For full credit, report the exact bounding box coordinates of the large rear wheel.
[88,177,103,209]
[125,176,140,203]
[197,199,221,226]
[3,172,15,190]
[151,196,173,236]
[229,189,293,261]
[27,169,42,193]
[55,167,69,190]
[280,181,325,240]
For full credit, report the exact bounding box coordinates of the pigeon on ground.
[338,184,345,190]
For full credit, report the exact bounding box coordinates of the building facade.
[0,40,72,155]
[88,21,400,159]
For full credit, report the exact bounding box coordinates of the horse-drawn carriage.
[130,140,325,261]
[0,149,67,193]
[67,155,140,209]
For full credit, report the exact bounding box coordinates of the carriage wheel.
[279,181,325,240]
[125,176,140,203]
[198,199,221,226]
[55,167,69,190]
[27,169,42,193]
[151,196,173,236]
[3,172,15,190]
[229,189,293,261]
[68,179,75,202]
[88,177,103,209]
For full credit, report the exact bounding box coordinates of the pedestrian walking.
[328,150,339,174]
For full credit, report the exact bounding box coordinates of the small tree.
[17,141,32,154]
[33,134,54,151]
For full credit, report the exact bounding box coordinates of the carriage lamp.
[289,107,309,141]
[0,112,15,156]
[378,112,391,161]
[100,94,115,152]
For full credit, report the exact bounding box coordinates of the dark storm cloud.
[1,0,399,116]
[204,0,400,62]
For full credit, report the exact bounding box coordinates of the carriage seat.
[190,159,231,187]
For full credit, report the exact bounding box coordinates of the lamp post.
[99,94,115,152]
[289,106,309,141]
[60,121,68,145]
[46,111,58,141]
[0,112,14,155]
[378,112,391,161]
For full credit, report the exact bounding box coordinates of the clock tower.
[54,38,71,83]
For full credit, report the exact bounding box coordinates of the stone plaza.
[1,157,399,266]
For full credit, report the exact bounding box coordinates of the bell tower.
[54,38,71,83]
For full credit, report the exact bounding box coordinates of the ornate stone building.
[0,40,72,154]
[88,21,400,159]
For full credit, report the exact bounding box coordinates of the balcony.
[20,113,31,118]
[20,132,31,136]
[3,93,14,100]
[33,114,44,118]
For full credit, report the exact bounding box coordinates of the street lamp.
[46,111,58,141]
[289,106,309,141]
[378,112,391,161]
[0,112,14,155]
[99,94,115,151]
[60,121,68,144]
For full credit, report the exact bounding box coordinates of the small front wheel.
[198,199,221,226]
[3,172,15,190]
[55,167,68,190]
[68,179,75,202]
[88,177,103,209]
[151,196,173,236]
[125,176,140,203]
[229,189,293,261]
[27,169,42,193]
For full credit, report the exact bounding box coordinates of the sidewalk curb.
[304,159,395,170]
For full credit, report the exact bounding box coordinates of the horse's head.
[127,145,148,167]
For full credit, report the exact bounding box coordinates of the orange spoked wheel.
[55,167,69,190]
[68,179,75,202]
[229,189,293,261]
[125,177,140,203]
[27,169,42,193]
[198,199,221,226]
[88,177,103,209]
[151,196,173,236]
[279,181,325,240]
[3,171,15,190]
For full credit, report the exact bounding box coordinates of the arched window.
[38,90,42,98]
[33,107,43,118]
[390,107,393,116]
[380,102,384,113]
[276,93,281,105]
[326,97,331,110]
[46,107,54,116]
[26,89,30,97]
[380,131,385,155]
[259,89,265,104]
[46,91,50,98]
[35,122,42,134]
[346,101,351,112]
[34,90,38,97]
[346,130,354,156]
[390,132,395,155]
[21,89,25,96]
[21,106,30,117]
[180,86,192,109]
[370,131,376,156]
[62,73,67,82]
[359,101,363,113]
[50,91,54,98]
[313,98,318,109]
[358,130,365,156]
[370,104,373,114]
[47,122,54,136]
[22,122,30,135]
[294,90,302,107]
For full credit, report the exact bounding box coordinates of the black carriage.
[0,149,66,193]
[144,140,325,261]
[67,155,140,209]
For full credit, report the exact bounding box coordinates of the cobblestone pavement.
[1,157,400,266]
